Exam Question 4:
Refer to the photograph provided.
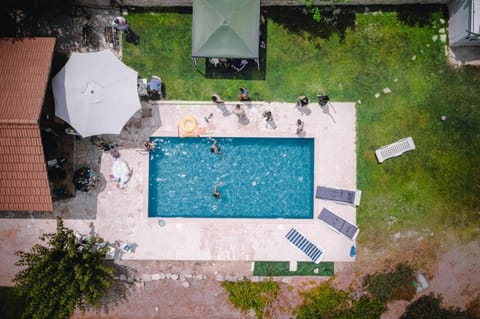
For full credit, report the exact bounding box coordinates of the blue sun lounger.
[285,228,324,264]
[318,208,359,241]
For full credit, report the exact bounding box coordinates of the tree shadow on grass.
[266,6,355,44]
[394,4,448,27]
[266,4,447,46]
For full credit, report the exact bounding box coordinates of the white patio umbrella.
[52,50,141,137]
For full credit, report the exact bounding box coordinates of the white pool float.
[111,158,132,189]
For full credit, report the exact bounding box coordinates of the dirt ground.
[72,238,480,319]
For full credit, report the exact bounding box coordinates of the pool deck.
[0,100,357,284]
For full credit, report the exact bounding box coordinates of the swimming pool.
[148,137,314,219]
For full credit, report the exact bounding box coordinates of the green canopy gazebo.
[192,0,260,69]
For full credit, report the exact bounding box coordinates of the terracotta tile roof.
[0,38,56,212]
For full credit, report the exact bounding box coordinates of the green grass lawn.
[123,6,480,248]
[253,261,334,277]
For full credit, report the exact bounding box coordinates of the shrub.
[400,293,479,319]
[295,280,351,319]
[222,278,279,319]
[363,263,416,302]
[466,295,480,317]
[347,296,386,319]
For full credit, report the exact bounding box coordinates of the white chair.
[231,59,248,72]
[137,78,147,96]
[375,137,415,163]
[209,58,220,67]
[105,246,117,260]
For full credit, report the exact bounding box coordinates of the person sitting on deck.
[296,96,310,107]
[147,76,162,97]
[211,94,224,104]
[317,92,330,107]
[143,141,156,151]
[239,87,250,101]
[112,16,129,32]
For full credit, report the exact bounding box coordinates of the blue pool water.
[148,137,314,219]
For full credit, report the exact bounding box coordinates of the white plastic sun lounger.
[315,186,362,206]
[375,136,415,163]
[318,208,359,241]
[285,228,324,264]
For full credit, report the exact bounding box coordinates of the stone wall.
[78,0,449,9]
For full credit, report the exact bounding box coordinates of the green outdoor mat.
[253,261,334,277]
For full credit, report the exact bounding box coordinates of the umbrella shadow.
[118,101,163,149]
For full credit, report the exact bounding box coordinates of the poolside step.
[285,228,324,264]
[375,136,415,163]
[289,260,298,272]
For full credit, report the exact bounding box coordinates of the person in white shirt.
[112,16,129,32]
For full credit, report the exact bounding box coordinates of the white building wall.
[449,0,480,46]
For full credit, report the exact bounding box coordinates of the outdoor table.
[73,167,97,192]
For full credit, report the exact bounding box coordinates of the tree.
[14,217,115,319]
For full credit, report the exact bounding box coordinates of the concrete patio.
[0,99,357,285]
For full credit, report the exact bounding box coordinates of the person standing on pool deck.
[143,141,156,151]
[296,119,304,135]
[232,104,248,122]
[213,182,223,198]
[208,137,222,155]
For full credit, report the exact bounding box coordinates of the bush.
[401,293,479,319]
[466,296,480,317]
[347,296,386,319]
[295,280,386,319]
[295,280,351,319]
[222,278,279,319]
[363,263,416,302]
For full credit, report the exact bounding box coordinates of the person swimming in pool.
[213,182,223,198]
[208,137,222,155]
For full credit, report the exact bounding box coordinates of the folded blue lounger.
[285,228,324,264]
[318,208,359,241]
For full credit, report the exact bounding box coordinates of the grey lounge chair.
[315,186,362,206]
[318,208,359,240]
[285,228,324,264]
